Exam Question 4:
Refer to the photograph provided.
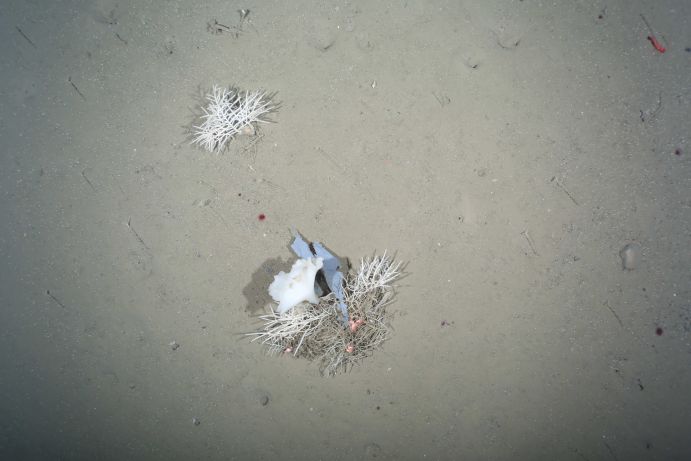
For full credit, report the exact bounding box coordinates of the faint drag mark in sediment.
[127,217,149,251]
[604,441,619,461]
[46,289,68,309]
[550,176,579,206]
[126,217,154,278]
[603,300,624,328]
[16,26,36,48]
[68,76,87,101]
[521,229,539,256]
[81,168,97,192]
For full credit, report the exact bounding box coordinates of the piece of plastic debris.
[290,229,349,325]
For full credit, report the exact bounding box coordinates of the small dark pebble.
[685,47,691,52]
[192,417,201,426]
[655,327,663,336]
[260,395,270,406]
[170,341,180,351]
[376,406,380,410]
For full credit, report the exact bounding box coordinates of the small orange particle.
[349,318,365,333]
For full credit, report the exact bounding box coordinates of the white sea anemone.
[268,257,324,314]
[192,85,277,153]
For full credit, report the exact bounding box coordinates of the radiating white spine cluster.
[192,85,276,153]
[248,253,402,376]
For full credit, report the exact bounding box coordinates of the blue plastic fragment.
[289,231,313,259]
[290,230,349,325]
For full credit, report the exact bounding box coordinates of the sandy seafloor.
[1,0,690,459]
